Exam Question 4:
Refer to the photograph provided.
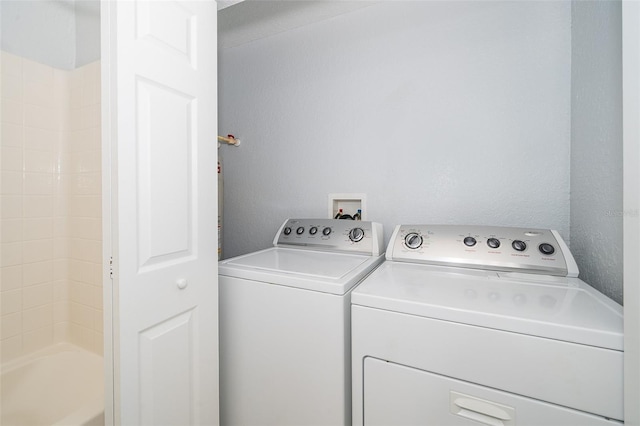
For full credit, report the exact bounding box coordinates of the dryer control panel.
[386,225,578,277]
[274,218,384,256]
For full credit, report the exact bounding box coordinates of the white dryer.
[219,218,384,426]
[352,225,623,426]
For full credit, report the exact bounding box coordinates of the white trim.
[100,1,117,424]
[623,1,640,424]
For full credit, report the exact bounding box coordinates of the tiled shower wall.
[1,51,102,362]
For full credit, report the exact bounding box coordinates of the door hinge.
[109,256,113,279]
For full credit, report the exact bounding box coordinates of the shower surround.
[1,50,103,361]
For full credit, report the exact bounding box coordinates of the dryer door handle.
[450,391,515,426]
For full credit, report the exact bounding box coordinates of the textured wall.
[570,1,623,304]
[219,1,572,259]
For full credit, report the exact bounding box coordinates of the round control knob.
[310,226,318,235]
[283,227,292,236]
[322,227,332,236]
[296,226,305,235]
[348,227,365,243]
[404,233,423,250]
[487,238,501,249]
[539,243,555,256]
[512,240,527,251]
[463,236,477,247]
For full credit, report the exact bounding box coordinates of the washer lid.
[219,247,384,295]
[351,262,623,351]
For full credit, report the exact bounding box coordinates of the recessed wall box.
[328,193,366,220]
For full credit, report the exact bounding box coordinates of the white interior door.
[101,1,218,424]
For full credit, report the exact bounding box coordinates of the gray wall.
[0,0,100,70]
[74,0,101,67]
[570,1,623,304]
[219,2,572,257]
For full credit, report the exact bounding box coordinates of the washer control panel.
[387,225,578,277]
[274,219,384,256]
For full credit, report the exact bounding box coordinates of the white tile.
[69,259,84,282]
[70,301,93,327]
[93,330,104,355]
[94,308,104,331]
[1,97,23,125]
[53,217,69,237]
[53,68,70,108]
[70,107,84,131]
[69,128,93,152]
[85,104,101,129]
[53,259,68,280]
[1,242,22,267]
[22,238,53,264]
[77,149,101,173]
[1,312,22,339]
[22,282,53,309]
[1,146,23,171]
[22,326,53,354]
[56,173,71,197]
[22,260,53,286]
[24,149,54,173]
[69,322,82,346]
[81,61,101,107]
[80,326,95,352]
[22,58,55,108]
[80,260,94,283]
[24,127,56,151]
[1,265,22,291]
[92,262,104,287]
[53,321,69,343]
[23,195,54,218]
[1,123,23,147]
[1,219,22,243]
[23,304,54,331]
[69,217,102,240]
[58,104,70,133]
[1,195,22,219]
[70,280,94,306]
[55,144,71,175]
[0,289,21,314]
[53,279,69,301]
[88,218,103,241]
[72,238,102,263]
[22,217,54,241]
[1,171,22,195]
[54,301,69,322]
[1,51,22,76]
[1,71,22,101]
[23,172,53,195]
[93,287,103,310]
[53,237,69,258]
[1,335,22,362]
[24,104,59,130]
[69,67,83,109]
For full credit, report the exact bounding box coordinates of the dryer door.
[363,357,621,426]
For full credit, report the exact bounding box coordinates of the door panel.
[136,77,195,268]
[102,1,218,424]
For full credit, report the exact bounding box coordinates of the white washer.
[219,218,384,426]
[352,225,623,426]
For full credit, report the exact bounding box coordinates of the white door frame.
[101,1,115,422]
[623,1,640,425]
